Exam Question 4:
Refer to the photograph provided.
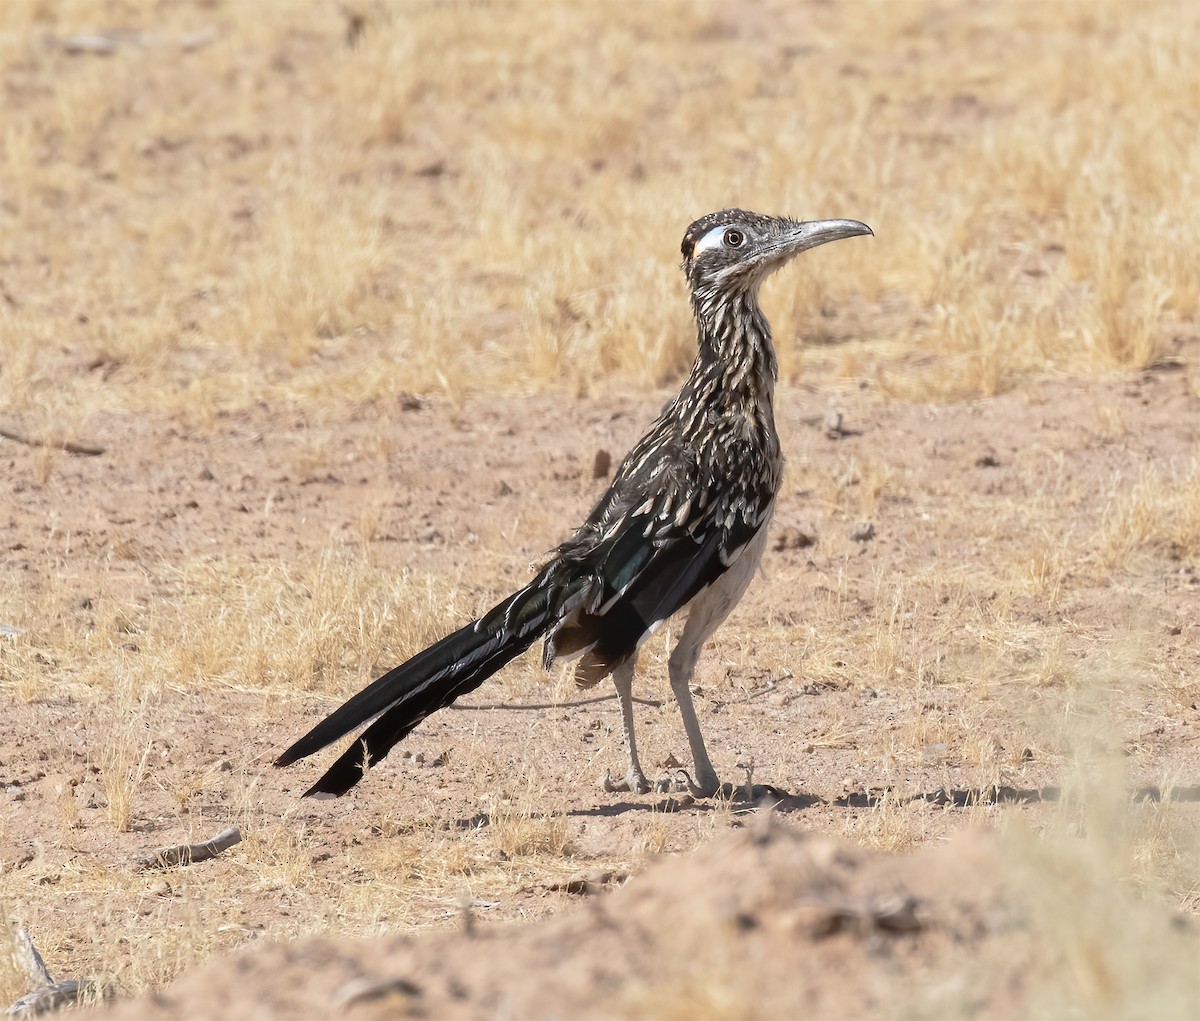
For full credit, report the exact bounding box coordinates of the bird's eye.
[724,228,745,248]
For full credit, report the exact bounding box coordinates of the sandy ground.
[4,343,1200,1016]
[82,823,1117,1020]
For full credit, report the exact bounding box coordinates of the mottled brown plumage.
[276,210,872,798]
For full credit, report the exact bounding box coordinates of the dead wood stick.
[450,692,663,711]
[52,26,218,54]
[135,826,242,870]
[8,979,103,1017]
[7,928,106,1017]
[15,929,52,986]
[711,671,794,709]
[0,425,105,456]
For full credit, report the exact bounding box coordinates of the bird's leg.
[668,624,720,797]
[609,656,650,794]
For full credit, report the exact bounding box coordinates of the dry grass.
[1095,461,1200,570]
[2,0,1200,1015]
[0,546,466,704]
[98,706,152,834]
[1,1,1198,425]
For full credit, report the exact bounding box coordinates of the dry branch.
[8,979,102,1017]
[710,671,793,709]
[135,826,242,870]
[14,930,51,987]
[0,426,104,457]
[50,27,218,55]
[451,692,662,711]
[7,928,105,1017]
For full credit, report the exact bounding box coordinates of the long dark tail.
[275,580,560,797]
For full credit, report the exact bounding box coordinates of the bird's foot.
[600,768,651,795]
[675,769,721,799]
[675,771,786,804]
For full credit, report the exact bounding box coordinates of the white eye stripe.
[692,224,734,259]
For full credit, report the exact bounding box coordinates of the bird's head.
[681,209,873,300]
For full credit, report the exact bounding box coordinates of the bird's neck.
[686,287,778,409]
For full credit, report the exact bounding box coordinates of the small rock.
[871,894,923,932]
[592,449,612,479]
[850,521,875,542]
[76,783,105,809]
[773,526,816,552]
[545,867,626,895]
[823,408,844,438]
[334,976,423,1010]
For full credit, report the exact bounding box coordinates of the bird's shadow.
[837,783,1200,808]
[569,783,1200,820]
[569,790,824,819]
[380,785,1200,836]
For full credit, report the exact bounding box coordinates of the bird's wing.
[545,445,772,674]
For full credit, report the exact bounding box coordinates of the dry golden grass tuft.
[1095,461,1200,570]
[488,801,571,860]
[98,711,152,834]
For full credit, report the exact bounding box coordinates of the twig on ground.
[134,826,242,870]
[0,426,105,457]
[7,928,106,1017]
[710,670,793,709]
[451,692,663,711]
[14,929,51,987]
[50,27,219,55]
[8,980,102,1017]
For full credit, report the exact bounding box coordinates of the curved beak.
[791,218,873,250]
[767,219,874,267]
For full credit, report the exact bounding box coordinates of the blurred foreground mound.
[92,817,1199,1020]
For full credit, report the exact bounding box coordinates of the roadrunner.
[276,209,872,798]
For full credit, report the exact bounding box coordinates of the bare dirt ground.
[4,349,1200,1016]
[90,822,1196,1021]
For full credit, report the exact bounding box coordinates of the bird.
[275,209,873,799]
